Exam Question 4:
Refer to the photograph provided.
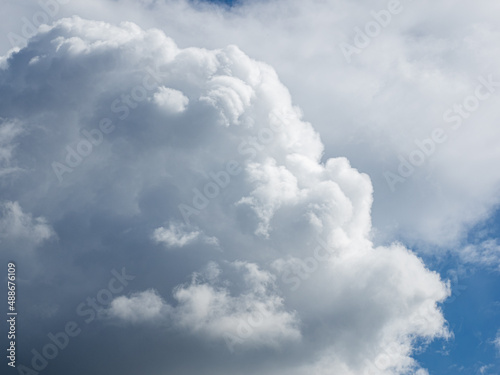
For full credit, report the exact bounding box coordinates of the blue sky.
[0,1,499,375]
[417,267,500,374]
[203,0,237,5]
[416,212,500,374]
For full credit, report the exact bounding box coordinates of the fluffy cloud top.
[108,289,166,322]
[0,16,451,375]
[153,86,189,113]
[108,262,301,352]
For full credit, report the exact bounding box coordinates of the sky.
[0,0,499,374]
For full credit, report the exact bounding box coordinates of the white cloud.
[153,86,189,113]
[0,16,453,374]
[169,262,301,351]
[108,262,301,350]
[41,0,500,249]
[459,239,500,270]
[1,2,499,249]
[152,221,218,248]
[494,330,500,355]
[479,364,493,375]
[108,289,167,323]
[0,201,54,246]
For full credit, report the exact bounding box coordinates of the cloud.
[0,16,452,375]
[494,330,500,355]
[459,239,500,270]
[85,0,500,249]
[153,86,189,113]
[108,262,301,350]
[169,262,301,351]
[0,119,24,177]
[0,201,54,246]
[1,0,500,252]
[108,289,166,323]
[152,221,219,248]
[479,364,494,375]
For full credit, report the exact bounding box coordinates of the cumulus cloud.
[0,16,452,375]
[108,289,166,323]
[169,262,301,350]
[1,0,500,253]
[108,262,301,350]
[81,0,500,249]
[153,86,189,113]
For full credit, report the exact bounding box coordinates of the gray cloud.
[0,15,453,375]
